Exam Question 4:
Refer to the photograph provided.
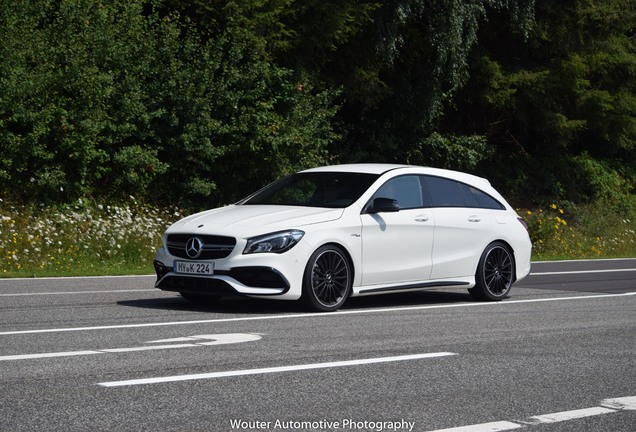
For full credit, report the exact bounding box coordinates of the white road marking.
[0,275,153,281]
[518,406,617,425]
[530,268,636,276]
[146,333,263,345]
[426,397,636,432]
[601,396,636,410]
[0,333,261,361]
[1,292,634,336]
[3,351,104,361]
[97,352,457,387]
[532,258,636,264]
[426,421,524,432]
[0,289,156,297]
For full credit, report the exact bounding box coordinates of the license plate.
[174,261,214,275]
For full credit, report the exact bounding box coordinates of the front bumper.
[153,244,308,300]
[154,261,290,297]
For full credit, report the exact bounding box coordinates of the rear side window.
[423,176,504,209]
[467,185,504,209]
[424,176,464,207]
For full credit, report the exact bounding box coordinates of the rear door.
[423,176,494,279]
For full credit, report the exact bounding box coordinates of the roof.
[301,163,411,175]
[301,163,493,189]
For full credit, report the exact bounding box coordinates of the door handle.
[414,216,429,222]
[468,216,481,222]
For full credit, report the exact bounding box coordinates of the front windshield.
[241,172,379,208]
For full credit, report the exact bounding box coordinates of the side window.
[467,185,505,210]
[373,175,423,209]
[459,183,480,207]
[424,176,465,207]
[423,175,505,209]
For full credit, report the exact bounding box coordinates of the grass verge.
[1,197,634,278]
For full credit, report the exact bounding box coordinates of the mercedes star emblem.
[185,237,203,259]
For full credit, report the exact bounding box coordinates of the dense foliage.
[0,0,337,208]
[0,0,634,210]
[446,0,636,206]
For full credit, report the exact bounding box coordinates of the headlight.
[243,230,305,254]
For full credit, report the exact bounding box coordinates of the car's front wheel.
[469,242,514,301]
[302,245,352,312]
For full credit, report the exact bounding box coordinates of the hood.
[167,204,344,235]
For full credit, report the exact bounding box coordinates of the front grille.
[167,234,236,259]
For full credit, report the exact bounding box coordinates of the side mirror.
[368,197,400,213]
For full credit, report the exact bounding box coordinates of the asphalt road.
[1,259,635,432]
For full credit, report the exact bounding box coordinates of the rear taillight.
[517,217,529,233]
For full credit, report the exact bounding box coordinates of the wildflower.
[550,203,557,210]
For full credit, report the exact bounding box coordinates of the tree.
[0,0,338,208]
[443,0,635,203]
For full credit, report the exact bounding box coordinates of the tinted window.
[423,176,504,209]
[424,176,465,207]
[460,183,480,207]
[372,175,424,209]
[468,185,504,209]
[242,172,379,208]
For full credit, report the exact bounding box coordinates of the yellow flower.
[550,203,557,210]
[559,209,564,214]
[527,210,532,215]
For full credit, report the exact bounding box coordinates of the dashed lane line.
[97,352,458,387]
[426,396,636,432]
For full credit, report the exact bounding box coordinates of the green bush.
[0,0,338,209]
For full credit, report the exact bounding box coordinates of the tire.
[469,242,514,301]
[179,292,221,304]
[302,245,353,312]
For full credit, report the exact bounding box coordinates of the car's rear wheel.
[469,242,514,301]
[179,292,221,303]
[302,245,352,312]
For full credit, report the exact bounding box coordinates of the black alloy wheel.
[302,245,352,312]
[469,242,514,301]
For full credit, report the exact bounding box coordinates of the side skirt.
[357,281,471,295]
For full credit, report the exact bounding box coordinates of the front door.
[360,175,434,287]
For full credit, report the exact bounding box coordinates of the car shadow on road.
[117,289,475,315]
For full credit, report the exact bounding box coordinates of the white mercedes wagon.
[154,164,532,311]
